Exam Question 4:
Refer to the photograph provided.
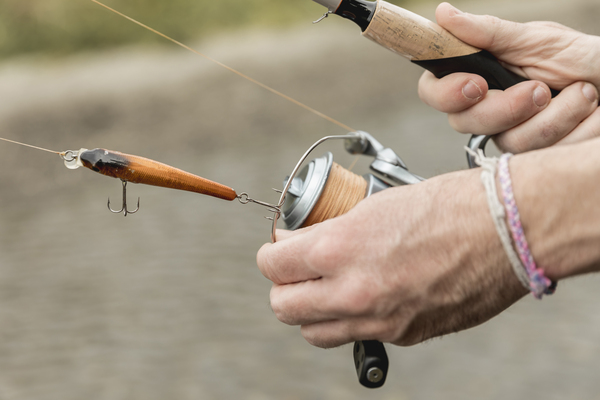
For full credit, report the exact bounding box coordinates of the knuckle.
[339,277,380,316]
[345,288,377,316]
[305,229,346,271]
[300,325,332,349]
[258,251,280,283]
[505,96,521,124]
[269,286,291,324]
[506,83,547,123]
[494,133,526,154]
[532,20,568,30]
[537,111,572,144]
[562,94,587,120]
[480,15,503,48]
[447,114,470,134]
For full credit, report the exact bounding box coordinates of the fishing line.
[0,3,369,225]
[90,0,356,133]
[301,162,367,227]
[0,137,61,155]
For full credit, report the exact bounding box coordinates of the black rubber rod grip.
[414,49,560,95]
[413,50,527,91]
[414,50,559,167]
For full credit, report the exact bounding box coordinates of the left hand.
[418,3,600,153]
[257,169,527,348]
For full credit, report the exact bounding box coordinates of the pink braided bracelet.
[498,154,556,299]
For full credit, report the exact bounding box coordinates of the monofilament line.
[90,0,356,133]
[0,137,61,155]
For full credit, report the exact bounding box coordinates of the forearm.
[510,137,600,280]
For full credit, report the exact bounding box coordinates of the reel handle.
[354,340,389,388]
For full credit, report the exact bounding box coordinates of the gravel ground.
[0,0,599,399]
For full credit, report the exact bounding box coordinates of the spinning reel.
[271,131,487,388]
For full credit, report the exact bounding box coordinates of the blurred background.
[0,0,599,399]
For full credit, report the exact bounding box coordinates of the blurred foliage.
[0,0,333,58]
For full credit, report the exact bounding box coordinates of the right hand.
[418,2,600,153]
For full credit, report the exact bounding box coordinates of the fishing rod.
[309,0,559,168]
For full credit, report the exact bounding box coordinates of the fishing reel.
[270,131,424,241]
[270,131,487,388]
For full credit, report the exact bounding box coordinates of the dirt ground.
[0,0,599,399]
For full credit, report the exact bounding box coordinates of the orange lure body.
[79,148,237,201]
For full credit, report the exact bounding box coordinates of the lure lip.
[62,148,88,170]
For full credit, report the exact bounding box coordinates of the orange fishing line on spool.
[302,162,367,227]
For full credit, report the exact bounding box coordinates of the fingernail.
[462,80,482,100]
[533,86,549,107]
[582,83,598,103]
[447,4,464,16]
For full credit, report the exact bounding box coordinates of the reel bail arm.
[344,131,424,185]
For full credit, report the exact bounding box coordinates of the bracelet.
[498,153,556,299]
[467,148,531,291]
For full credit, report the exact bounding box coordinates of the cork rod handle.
[363,0,531,91]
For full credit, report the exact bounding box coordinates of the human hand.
[257,170,527,348]
[418,2,600,153]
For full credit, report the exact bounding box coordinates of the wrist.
[508,138,600,281]
[393,169,528,345]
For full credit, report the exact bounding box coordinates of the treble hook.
[108,180,140,216]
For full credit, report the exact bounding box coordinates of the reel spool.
[281,152,389,230]
[270,131,487,388]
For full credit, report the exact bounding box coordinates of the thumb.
[435,3,529,56]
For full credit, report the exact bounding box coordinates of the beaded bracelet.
[498,153,556,299]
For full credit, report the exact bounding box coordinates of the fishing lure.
[0,138,279,217]
[65,148,238,215]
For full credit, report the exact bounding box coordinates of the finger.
[418,71,488,113]
[273,225,316,242]
[270,275,373,326]
[300,316,408,349]
[257,232,321,285]
[494,82,599,152]
[270,280,338,326]
[447,81,551,134]
[556,107,600,146]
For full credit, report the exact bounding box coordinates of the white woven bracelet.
[466,148,530,290]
